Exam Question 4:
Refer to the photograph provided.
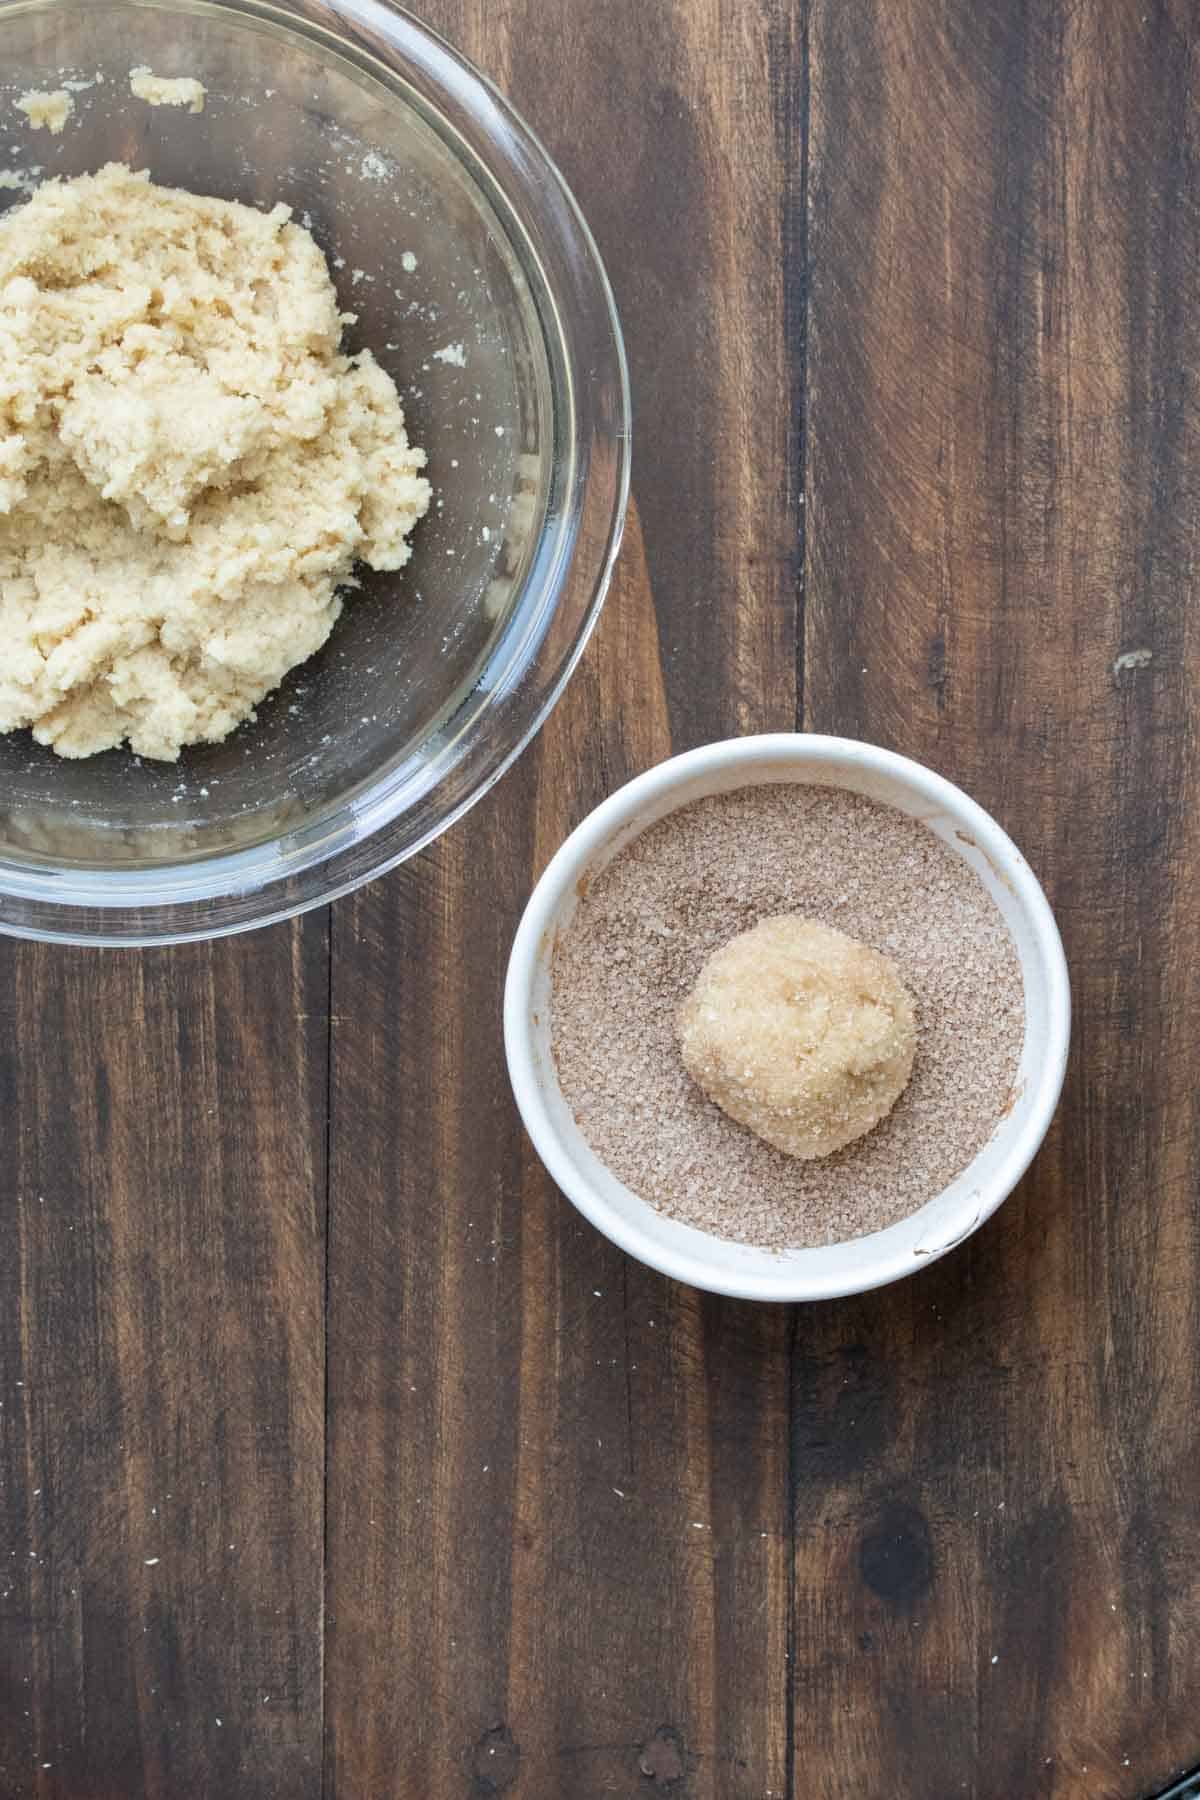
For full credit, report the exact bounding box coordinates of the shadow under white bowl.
[504,734,1071,1302]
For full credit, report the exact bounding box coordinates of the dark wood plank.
[325,5,803,1794]
[801,0,1200,1794]
[323,13,803,1797]
[326,503,793,1800]
[0,929,328,1800]
[326,0,805,1788]
[323,3,802,1771]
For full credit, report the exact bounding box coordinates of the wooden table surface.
[4,1,1200,1796]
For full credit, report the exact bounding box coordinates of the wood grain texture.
[802,0,1200,1794]
[325,503,793,1800]
[323,2,803,1794]
[5,1,1200,1797]
[0,930,328,1799]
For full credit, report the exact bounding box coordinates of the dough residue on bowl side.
[129,67,206,113]
[16,90,74,134]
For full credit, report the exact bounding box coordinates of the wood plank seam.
[790,0,812,738]
[787,4,810,1791]
[321,900,336,1800]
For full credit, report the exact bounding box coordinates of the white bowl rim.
[504,733,1071,1302]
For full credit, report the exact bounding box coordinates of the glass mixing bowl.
[0,0,630,943]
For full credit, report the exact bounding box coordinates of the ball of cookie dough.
[677,915,917,1159]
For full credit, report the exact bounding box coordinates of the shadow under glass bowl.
[0,0,630,944]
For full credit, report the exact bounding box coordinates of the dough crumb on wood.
[16,90,74,134]
[130,67,207,112]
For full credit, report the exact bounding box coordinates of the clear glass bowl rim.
[0,0,632,945]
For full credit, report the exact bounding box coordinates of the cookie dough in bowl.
[0,0,629,946]
[0,163,430,761]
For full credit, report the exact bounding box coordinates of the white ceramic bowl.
[504,735,1070,1301]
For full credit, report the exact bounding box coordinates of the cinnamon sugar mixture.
[551,785,1025,1249]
